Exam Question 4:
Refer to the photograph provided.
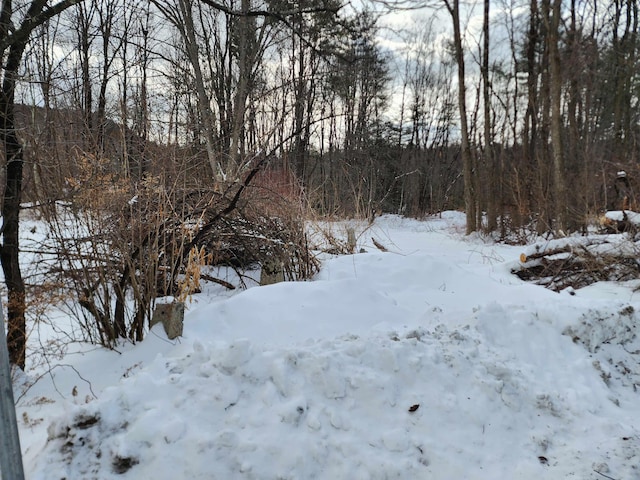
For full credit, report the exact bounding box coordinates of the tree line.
[2,0,640,368]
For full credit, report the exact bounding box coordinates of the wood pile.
[512,234,640,291]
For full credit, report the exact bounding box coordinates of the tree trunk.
[177,0,221,179]
[0,44,29,370]
[1,0,82,369]
[229,0,252,175]
[445,0,477,233]
[482,0,497,231]
[523,0,540,229]
[0,130,26,370]
[546,0,567,231]
[75,2,95,150]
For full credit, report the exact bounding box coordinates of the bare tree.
[543,0,567,231]
[482,0,497,231]
[444,0,477,233]
[152,0,222,179]
[1,0,83,369]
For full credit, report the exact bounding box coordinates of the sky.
[9,211,640,479]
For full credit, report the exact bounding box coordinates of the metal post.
[0,301,26,480]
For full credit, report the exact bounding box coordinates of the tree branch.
[198,0,341,18]
[196,0,346,59]
[0,0,83,53]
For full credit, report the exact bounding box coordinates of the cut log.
[519,245,573,263]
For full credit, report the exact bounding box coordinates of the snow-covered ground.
[11,212,640,479]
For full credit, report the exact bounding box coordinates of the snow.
[10,212,640,479]
[605,210,640,225]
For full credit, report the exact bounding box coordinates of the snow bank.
[32,311,640,479]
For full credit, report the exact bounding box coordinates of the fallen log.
[519,245,572,263]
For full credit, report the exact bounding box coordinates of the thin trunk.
[566,0,581,228]
[229,0,251,175]
[445,0,476,233]
[538,0,552,233]
[78,4,94,148]
[482,0,496,231]
[178,0,220,179]
[547,0,567,230]
[293,31,307,182]
[523,0,539,229]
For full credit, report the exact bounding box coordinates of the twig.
[593,469,618,480]
[15,362,97,404]
[372,237,388,252]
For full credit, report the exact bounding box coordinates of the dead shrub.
[34,152,319,348]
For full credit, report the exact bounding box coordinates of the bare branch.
[193,0,347,59]
[0,0,83,53]
[197,0,342,18]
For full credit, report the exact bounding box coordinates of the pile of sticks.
[513,236,640,291]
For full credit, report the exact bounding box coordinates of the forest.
[1,0,640,369]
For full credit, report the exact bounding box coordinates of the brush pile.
[513,215,640,291]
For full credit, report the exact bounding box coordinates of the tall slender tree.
[543,0,567,231]
[1,0,83,369]
[482,0,497,231]
[444,0,477,233]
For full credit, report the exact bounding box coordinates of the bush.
[37,153,318,347]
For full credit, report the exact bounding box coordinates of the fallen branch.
[593,469,618,480]
[200,274,236,290]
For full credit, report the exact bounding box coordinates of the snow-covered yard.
[12,212,640,479]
